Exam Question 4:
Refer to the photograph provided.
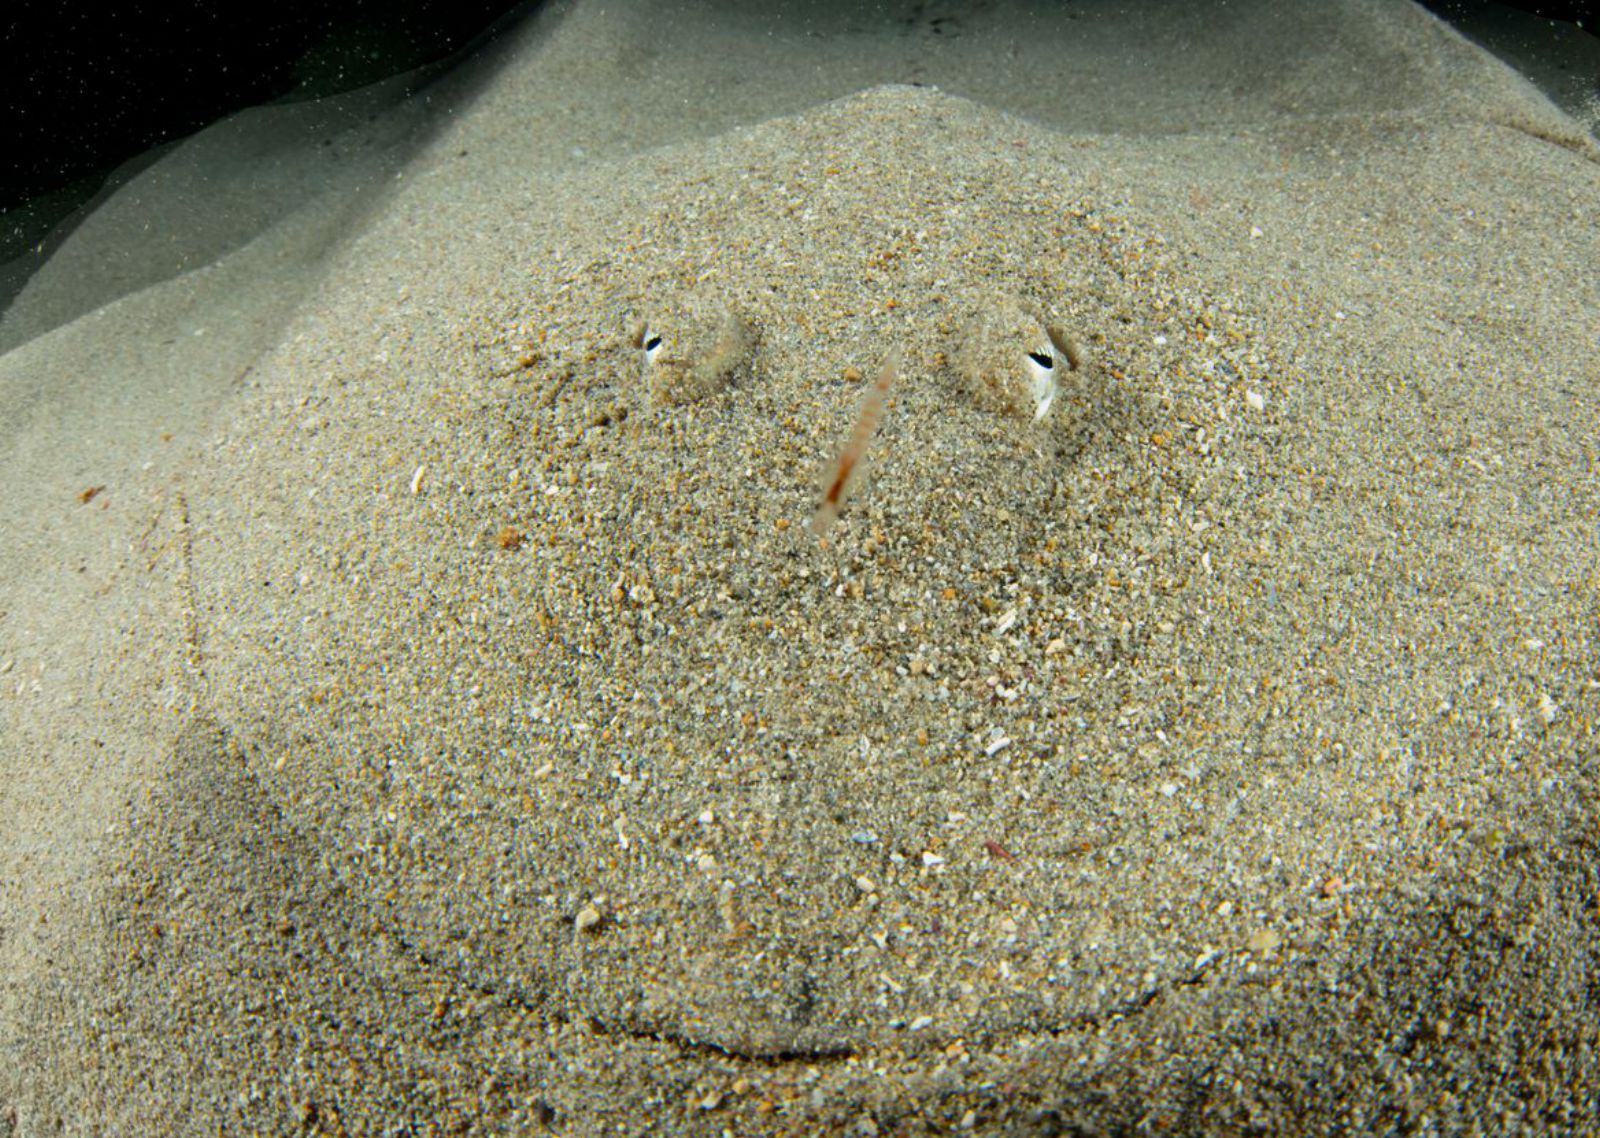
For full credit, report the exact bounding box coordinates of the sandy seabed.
[2,1,1598,1133]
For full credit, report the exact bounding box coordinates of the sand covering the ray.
[3,0,1598,1131]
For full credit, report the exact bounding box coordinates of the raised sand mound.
[4,1,1598,1132]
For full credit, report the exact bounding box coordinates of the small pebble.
[1247,928,1281,954]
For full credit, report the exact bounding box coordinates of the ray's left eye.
[1026,350,1053,369]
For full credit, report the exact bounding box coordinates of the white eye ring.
[641,330,663,366]
[1025,348,1056,421]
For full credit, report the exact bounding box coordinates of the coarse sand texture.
[2,0,1598,1133]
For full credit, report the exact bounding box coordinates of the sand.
[2,1,1598,1133]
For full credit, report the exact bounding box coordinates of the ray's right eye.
[1026,350,1054,370]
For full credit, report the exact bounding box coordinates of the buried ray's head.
[957,292,1082,423]
[628,298,752,406]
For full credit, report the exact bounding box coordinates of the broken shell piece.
[957,293,1073,422]
[631,296,752,406]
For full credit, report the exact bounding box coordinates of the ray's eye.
[1026,350,1053,369]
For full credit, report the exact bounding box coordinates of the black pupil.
[644,336,662,351]
[1027,351,1053,368]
